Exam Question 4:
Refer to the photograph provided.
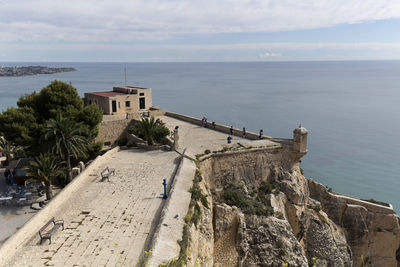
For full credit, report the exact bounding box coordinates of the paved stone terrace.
[160,115,278,157]
[8,149,179,267]
[6,115,279,267]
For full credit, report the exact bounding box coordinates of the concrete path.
[8,149,179,267]
[160,115,278,157]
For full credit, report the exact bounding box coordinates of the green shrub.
[200,194,209,209]
[189,183,203,202]
[117,138,128,146]
[84,141,103,160]
[259,182,274,194]
[244,199,266,216]
[192,203,202,226]
[194,169,202,182]
[222,190,246,208]
[311,205,321,212]
[273,147,281,153]
[54,171,68,187]
[223,188,274,216]
[184,213,192,224]
[279,248,287,256]
[126,140,137,147]
[204,149,211,154]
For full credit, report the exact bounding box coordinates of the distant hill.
[0,66,76,77]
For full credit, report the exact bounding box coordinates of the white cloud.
[0,0,400,42]
[3,42,400,52]
[260,52,282,58]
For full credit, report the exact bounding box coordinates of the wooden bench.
[101,167,115,182]
[39,217,64,244]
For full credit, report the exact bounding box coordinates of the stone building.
[84,86,152,115]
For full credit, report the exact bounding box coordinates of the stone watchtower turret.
[293,124,308,156]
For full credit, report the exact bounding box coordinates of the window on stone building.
[125,101,130,107]
[140,93,144,96]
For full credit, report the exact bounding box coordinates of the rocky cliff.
[178,143,400,267]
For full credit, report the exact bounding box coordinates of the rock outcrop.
[238,215,308,267]
[308,178,400,267]
[182,145,400,266]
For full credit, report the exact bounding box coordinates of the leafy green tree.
[0,80,103,156]
[17,80,83,123]
[44,114,87,182]
[27,153,60,200]
[0,106,39,148]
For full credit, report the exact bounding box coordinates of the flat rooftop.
[113,86,150,90]
[87,91,126,97]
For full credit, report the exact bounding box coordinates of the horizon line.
[1,59,400,64]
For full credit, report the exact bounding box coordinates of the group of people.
[201,116,264,144]
[227,126,264,144]
[201,117,217,129]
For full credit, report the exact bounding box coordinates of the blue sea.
[1,61,400,212]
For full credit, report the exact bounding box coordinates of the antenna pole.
[124,64,127,86]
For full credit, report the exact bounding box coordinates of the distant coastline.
[0,66,76,77]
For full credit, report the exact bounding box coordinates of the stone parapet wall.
[0,147,120,266]
[147,157,196,266]
[165,111,271,140]
[332,193,394,214]
[308,179,394,215]
[149,108,167,117]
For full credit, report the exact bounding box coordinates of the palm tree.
[44,114,87,182]
[0,136,25,165]
[136,117,158,145]
[26,153,59,200]
[133,117,170,145]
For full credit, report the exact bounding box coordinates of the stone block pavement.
[159,115,278,158]
[8,149,179,267]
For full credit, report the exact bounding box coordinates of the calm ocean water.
[1,61,400,212]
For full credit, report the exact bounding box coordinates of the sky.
[1,0,400,62]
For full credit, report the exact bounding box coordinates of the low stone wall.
[98,109,167,146]
[147,157,197,266]
[0,147,120,266]
[165,111,272,140]
[149,109,167,117]
[332,193,394,214]
[96,119,135,145]
[308,179,395,215]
